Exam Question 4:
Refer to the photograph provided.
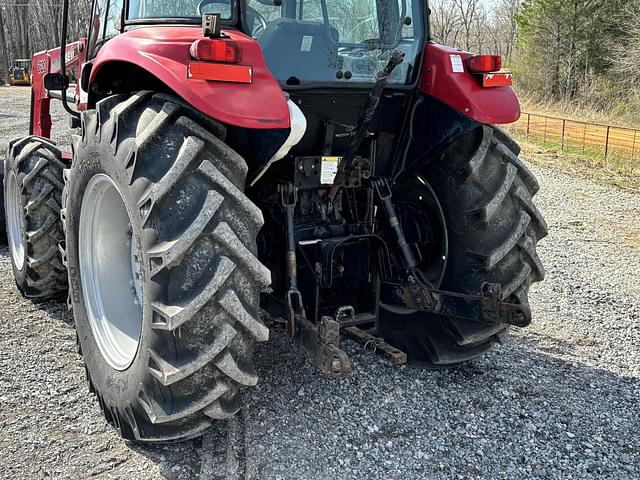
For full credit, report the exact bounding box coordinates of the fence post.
[632,129,637,163]
[604,125,611,160]
[544,116,548,144]
[561,119,566,151]
[526,113,531,140]
[582,123,587,153]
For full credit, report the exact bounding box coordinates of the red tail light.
[190,39,241,63]
[468,55,502,73]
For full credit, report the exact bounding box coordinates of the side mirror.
[80,63,93,93]
[43,73,68,91]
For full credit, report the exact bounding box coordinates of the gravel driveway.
[0,87,638,480]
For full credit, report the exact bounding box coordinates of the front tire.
[3,137,67,297]
[64,92,271,442]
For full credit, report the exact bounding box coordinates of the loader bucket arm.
[30,40,87,138]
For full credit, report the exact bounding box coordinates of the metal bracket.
[479,283,531,327]
[280,183,300,337]
[414,283,530,327]
[344,327,407,365]
[297,316,352,378]
[202,13,221,38]
[430,283,531,327]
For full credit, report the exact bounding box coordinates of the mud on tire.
[64,91,271,442]
[3,137,67,298]
[379,125,548,366]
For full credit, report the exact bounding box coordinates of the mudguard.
[90,26,290,130]
[420,43,520,125]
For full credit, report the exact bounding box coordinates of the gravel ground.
[0,86,638,480]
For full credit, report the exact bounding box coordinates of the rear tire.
[64,91,271,442]
[3,137,67,298]
[379,125,547,366]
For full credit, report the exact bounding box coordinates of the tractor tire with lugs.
[64,91,271,442]
[379,125,547,366]
[3,137,67,298]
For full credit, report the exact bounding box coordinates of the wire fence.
[507,112,640,171]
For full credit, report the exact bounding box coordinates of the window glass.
[301,0,380,44]
[104,0,124,39]
[245,0,281,37]
[129,0,233,20]
[247,0,424,85]
[88,0,108,56]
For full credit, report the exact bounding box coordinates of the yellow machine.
[9,59,31,86]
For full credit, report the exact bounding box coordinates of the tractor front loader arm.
[30,40,87,138]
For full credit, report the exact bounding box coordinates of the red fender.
[91,26,290,130]
[420,43,520,125]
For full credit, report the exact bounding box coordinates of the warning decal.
[450,54,465,73]
[320,156,340,185]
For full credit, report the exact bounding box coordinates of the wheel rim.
[79,174,143,371]
[6,171,26,271]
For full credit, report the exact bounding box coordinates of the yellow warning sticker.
[320,156,341,185]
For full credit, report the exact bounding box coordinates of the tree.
[0,0,90,77]
[0,7,9,82]
[453,0,482,51]
[430,0,462,46]
[516,0,628,101]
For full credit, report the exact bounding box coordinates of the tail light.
[190,39,241,63]
[467,55,502,73]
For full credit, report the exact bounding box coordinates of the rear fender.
[90,26,290,130]
[419,43,520,125]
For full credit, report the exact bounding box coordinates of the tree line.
[0,0,90,81]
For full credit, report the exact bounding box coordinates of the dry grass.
[517,94,640,131]
[516,137,640,193]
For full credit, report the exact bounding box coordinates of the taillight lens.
[468,55,502,73]
[190,39,241,63]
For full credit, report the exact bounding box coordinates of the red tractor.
[3,0,546,442]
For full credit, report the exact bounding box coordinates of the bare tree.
[430,0,461,45]
[613,8,640,86]
[453,0,482,51]
[429,0,518,58]
[0,7,10,82]
[497,0,520,63]
[0,0,90,80]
